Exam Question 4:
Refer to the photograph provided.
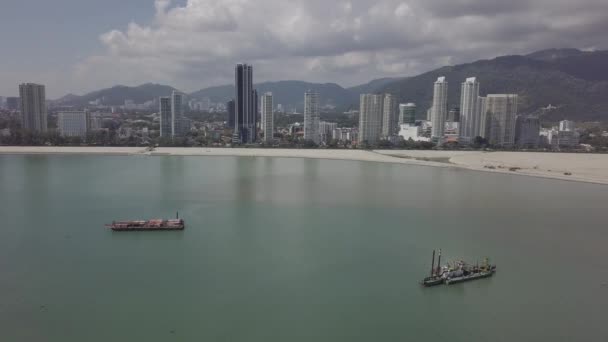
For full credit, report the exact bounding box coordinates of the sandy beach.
[1,146,607,185]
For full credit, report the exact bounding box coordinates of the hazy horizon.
[2,0,608,97]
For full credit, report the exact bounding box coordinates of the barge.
[106,212,185,231]
[444,260,496,285]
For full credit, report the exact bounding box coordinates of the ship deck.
[106,218,185,231]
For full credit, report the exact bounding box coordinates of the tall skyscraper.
[235,63,257,143]
[19,83,47,132]
[399,103,416,126]
[171,91,183,137]
[58,111,89,138]
[477,96,488,138]
[227,99,235,129]
[381,94,398,137]
[358,94,384,145]
[459,77,480,144]
[304,91,320,144]
[431,77,448,142]
[515,115,540,148]
[159,97,172,138]
[486,94,518,147]
[253,89,259,125]
[261,92,274,143]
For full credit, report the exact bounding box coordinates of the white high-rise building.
[171,91,184,137]
[159,97,172,138]
[382,94,398,138]
[459,77,480,144]
[261,92,274,143]
[477,96,488,138]
[58,111,89,138]
[19,83,47,132]
[486,94,518,147]
[358,94,384,145]
[431,77,448,142]
[304,91,320,144]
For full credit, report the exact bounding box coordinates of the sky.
[1,0,607,98]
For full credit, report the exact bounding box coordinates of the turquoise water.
[1,155,607,341]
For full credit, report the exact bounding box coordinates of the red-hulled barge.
[106,212,185,231]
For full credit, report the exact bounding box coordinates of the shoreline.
[1,146,607,185]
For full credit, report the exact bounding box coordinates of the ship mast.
[436,249,442,275]
[430,250,436,276]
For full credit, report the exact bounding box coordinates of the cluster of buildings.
[356,76,548,148]
[541,120,580,148]
[226,64,349,145]
[14,83,152,140]
[358,94,416,145]
[358,76,521,147]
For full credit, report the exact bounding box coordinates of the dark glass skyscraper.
[235,64,257,143]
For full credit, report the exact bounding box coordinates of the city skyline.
[2,1,608,97]
[0,60,591,150]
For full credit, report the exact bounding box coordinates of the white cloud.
[70,0,608,94]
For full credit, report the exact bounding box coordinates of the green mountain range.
[51,48,608,121]
[380,49,608,121]
[53,83,177,107]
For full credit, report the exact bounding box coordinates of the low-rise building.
[515,115,540,148]
[174,117,192,137]
[58,111,89,138]
[89,113,104,131]
[319,121,338,142]
[398,124,431,142]
[332,128,358,142]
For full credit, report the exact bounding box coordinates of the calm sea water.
[1,155,607,341]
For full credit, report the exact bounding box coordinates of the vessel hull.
[445,271,495,285]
